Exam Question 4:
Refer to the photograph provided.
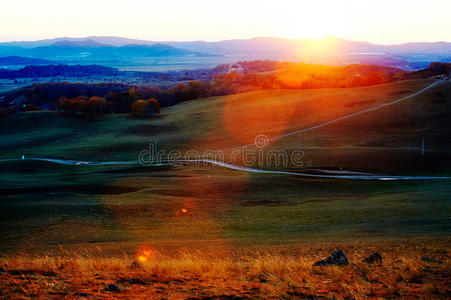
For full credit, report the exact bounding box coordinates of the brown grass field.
[0,79,450,298]
[0,240,450,299]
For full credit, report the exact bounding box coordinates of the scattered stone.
[421,256,442,264]
[394,259,403,263]
[363,252,382,264]
[313,250,349,266]
[75,292,89,297]
[105,283,122,292]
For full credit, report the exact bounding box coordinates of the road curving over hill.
[1,157,450,181]
[1,80,449,181]
[221,80,443,151]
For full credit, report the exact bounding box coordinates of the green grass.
[0,79,450,254]
[0,161,449,254]
[1,78,450,173]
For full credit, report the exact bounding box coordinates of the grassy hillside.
[0,78,450,255]
[0,79,450,298]
[1,78,450,174]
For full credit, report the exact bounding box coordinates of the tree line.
[1,62,428,118]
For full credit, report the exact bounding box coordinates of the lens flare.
[138,255,148,262]
[137,247,155,263]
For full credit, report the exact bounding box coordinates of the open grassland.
[1,79,450,174]
[0,240,450,299]
[0,162,450,254]
[0,79,449,252]
[0,79,450,298]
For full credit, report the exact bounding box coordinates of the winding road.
[1,157,450,181]
[1,80,450,181]
[221,80,442,151]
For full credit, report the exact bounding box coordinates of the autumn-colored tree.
[71,98,87,115]
[147,98,161,114]
[59,96,87,115]
[87,96,107,115]
[131,98,161,118]
[131,100,146,117]
[177,83,186,91]
[128,87,139,101]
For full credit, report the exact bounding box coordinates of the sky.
[1,0,450,44]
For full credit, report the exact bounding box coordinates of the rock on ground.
[314,250,349,266]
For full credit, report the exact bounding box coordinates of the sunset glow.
[1,0,450,43]
[1,0,450,298]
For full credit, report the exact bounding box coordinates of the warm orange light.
[207,175,211,178]
[223,92,297,146]
[181,208,188,213]
[137,247,156,263]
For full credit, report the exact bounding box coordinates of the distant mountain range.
[0,36,449,69]
[0,39,216,60]
[2,36,451,55]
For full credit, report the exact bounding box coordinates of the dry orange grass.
[0,241,449,299]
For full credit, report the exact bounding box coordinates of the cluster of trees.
[57,94,160,117]
[213,63,402,91]
[59,96,108,115]
[0,62,413,118]
[0,81,221,114]
[212,60,291,74]
[397,62,451,80]
[428,62,451,73]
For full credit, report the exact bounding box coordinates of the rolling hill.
[1,78,450,175]
[0,79,450,257]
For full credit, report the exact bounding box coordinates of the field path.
[222,80,442,151]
